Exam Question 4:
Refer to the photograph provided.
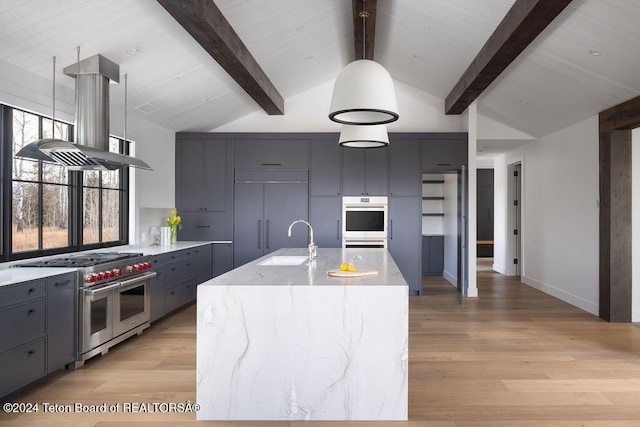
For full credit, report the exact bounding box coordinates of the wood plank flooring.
[2,271,640,426]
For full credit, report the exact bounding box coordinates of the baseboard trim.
[493,263,507,275]
[443,270,457,287]
[521,275,598,316]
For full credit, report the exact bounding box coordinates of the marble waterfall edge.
[197,284,408,420]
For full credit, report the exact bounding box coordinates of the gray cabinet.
[149,265,165,323]
[310,139,342,196]
[389,139,421,196]
[0,339,46,399]
[310,197,341,248]
[389,197,422,295]
[422,135,467,170]
[234,139,310,169]
[46,273,75,374]
[178,211,230,241]
[342,147,388,196]
[234,182,309,267]
[422,235,444,276]
[176,139,227,212]
[212,243,233,277]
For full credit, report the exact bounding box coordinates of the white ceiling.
[1,0,640,152]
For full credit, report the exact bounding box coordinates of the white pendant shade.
[339,124,389,148]
[329,59,399,125]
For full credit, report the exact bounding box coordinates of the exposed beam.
[445,0,573,115]
[599,94,640,133]
[352,0,376,61]
[156,0,284,115]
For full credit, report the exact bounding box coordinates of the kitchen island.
[196,247,408,421]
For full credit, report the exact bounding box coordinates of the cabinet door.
[310,197,341,248]
[342,149,366,195]
[179,211,227,241]
[428,235,444,274]
[192,244,213,284]
[0,339,46,399]
[390,140,421,196]
[176,139,204,211]
[422,139,467,170]
[364,148,389,195]
[202,142,227,211]
[150,266,165,322]
[212,243,233,277]
[234,183,265,267]
[310,139,342,196]
[46,273,75,373]
[389,197,422,295]
[234,140,310,169]
[264,183,309,254]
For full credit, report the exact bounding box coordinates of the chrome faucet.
[287,220,317,260]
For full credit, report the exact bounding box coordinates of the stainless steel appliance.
[342,196,388,248]
[17,252,155,367]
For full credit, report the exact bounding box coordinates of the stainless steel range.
[18,252,156,367]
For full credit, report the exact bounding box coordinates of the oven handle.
[119,271,157,289]
[84,282,122,297]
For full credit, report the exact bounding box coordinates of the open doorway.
[421,172,461,295]
[477,169,494,272]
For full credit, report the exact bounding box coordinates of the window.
[2,105,129,260]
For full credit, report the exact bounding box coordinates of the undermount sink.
[257,256,308,266]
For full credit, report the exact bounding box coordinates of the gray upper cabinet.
[389,139,421,196]
[234,139,310,169]
[422,135,468,171]
[178,211,231,241]
[388,196,422,295]
[310,139,342,196]
[342,147,388,196]
[176,139,227,212]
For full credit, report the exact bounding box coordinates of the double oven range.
[18,252,156,368]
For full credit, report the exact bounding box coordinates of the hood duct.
[16,54,152,171]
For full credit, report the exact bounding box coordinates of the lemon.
[347,263,357,272]
[340,262,349,271]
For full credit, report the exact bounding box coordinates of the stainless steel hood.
[16,54,152,171]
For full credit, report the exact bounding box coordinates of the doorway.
[421,171,462,295]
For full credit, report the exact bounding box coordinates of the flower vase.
[169,225,177,244]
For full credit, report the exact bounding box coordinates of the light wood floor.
[3,272,640,426]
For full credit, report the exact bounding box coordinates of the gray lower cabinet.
[309,196,341,248]
[342,147,388,196]
[149,245,215,323]
[212,243,233,277]
[234,182,309,267]
[422,235,444,276]
[388,197,422,295]
[46,273,75,374]
[1,273,75,400]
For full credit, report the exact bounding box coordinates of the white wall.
[0,58,176,244]
[492,154,508,274]
[632,129,640,322]
[497,116,599,315]
[212,79,465,133]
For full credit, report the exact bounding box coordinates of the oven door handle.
[119,271,157,289]
[84,282,122,297]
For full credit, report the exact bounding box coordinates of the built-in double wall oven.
[342,196,388,248]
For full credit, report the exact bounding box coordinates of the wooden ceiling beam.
[352,0,376,61]
[156,0,284,115]
[445,0,573,115]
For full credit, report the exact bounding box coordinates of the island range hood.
[16,54,152,171]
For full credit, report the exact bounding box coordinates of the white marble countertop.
[201,247,407,287]
[0,240,229,288]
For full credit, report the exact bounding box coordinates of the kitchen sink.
[257,256,308,266]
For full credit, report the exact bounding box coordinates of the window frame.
[1,104,130,261]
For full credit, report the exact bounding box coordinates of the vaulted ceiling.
[1,0,640,145]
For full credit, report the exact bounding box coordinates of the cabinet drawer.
[0,300,46,354]
[0,279,46,308]
[164,283,190,313]
[0,338,46,399]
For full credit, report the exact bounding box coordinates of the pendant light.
[329,0,398,125]
[339,124,389,148]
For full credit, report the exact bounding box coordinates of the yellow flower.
[166,209,182,229]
